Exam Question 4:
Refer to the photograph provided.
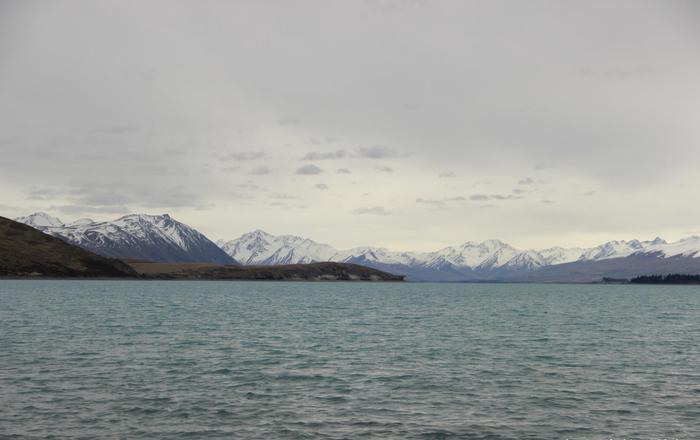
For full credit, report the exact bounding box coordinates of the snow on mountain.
[334,246,424,266]
[14,210,700,280]
[501,250,547,271]
[66,218,95,227]
[14,212,64,228]
[14,213,235,264]
[218,231,560,276]
[420,240,520,272]
[218,229,700,280]
[538,247,585,265]
[218,230,337,265]
[579,240,644,261]
[642,236,699,258]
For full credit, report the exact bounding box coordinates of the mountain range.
[15,212,700,282]
[16,212,235,265]
[217,230,700,281]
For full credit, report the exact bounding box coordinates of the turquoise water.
[1,281,699,439]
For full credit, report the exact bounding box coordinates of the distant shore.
[127,261,405,282]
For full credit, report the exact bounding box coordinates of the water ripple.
[1,280,699,439]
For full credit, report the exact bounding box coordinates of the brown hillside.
[0,216,137,278]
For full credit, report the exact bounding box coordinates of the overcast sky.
[1,0,699,251]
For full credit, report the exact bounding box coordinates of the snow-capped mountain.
[15,211,700,281]
[217,231,548,280]
[646,236,700,258]
[14,212,64,228]
[217,230,336,265]
[538,246,586,265]
[218,229,700,281]
[15,213,235,264]
[66,218,95,227]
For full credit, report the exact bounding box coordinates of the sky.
[1,0,700,251]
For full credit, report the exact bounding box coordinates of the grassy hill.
[0,216,137,278]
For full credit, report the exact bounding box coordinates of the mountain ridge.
[15,212,235,265]
[15,212,700,282]
[218,229,700,281]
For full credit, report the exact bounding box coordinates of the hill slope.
[0,217,137,278]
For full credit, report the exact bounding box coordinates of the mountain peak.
[67,218,95,227]
[480,239,514,251]
[649,237,667,245]
[16,212,234,265]
[242,229,275,239]
[219,229,339,265]
[14,212,64,228]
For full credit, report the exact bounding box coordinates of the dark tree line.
[630,274,700,284]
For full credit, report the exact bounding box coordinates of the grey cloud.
[295,164,323,175]
[250,165,272,175]
[416,198,444,206]
[336,168,352,174]
[541,199,555,204]
[584,190,596,196]
[533,163,555,171]
[491,194,524,200]
[0,202,26,213]
[367,0,427,14]
[301,150,346,161]
[93,125,141,135]
[56,180,210,211]
[50,204,131,215]
[353,206,392,215]
[375,166,394,173]
[470,194,490,201]
[269,193,301,200]
[445,196,466,201]
[140,67,156,82]
[512,188,527,195]
[354,145,403,159]
[518,177,535,185]
[68,187,134,206]
[222,150,266,162]
[2,1,699,248]
[226,191,254,200]
[237,182,260,190]
[578,65,651,79]
[314,183,329,190]
[438,172,456,178]
[401,101,421,110]
[138,187,209,209]
[221,166,241,173]
[278,116,301,125]
[27,186,62,201]
[283,204,310,210]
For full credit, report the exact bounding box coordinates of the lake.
[1,280,699,439]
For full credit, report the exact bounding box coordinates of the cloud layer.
[1,1,700,250]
